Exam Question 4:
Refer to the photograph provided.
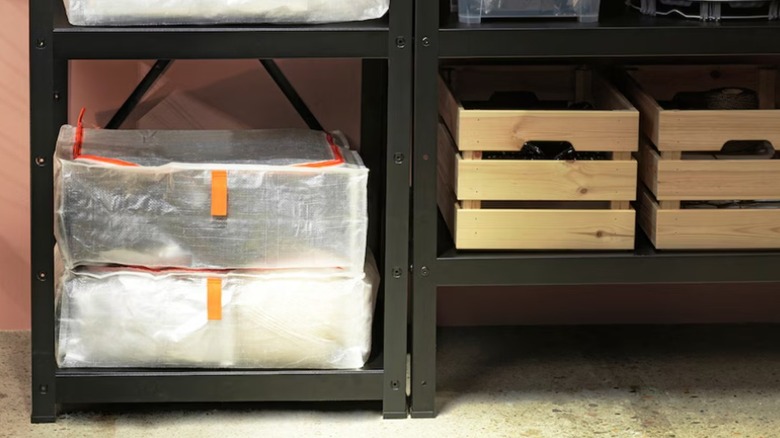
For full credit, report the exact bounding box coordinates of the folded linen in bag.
[56,254,379,369]
[55,126,368,272]
[63,0,390,26]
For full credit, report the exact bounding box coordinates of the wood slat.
[654,208,780,249]
[461,151,482,209]
[437,123,457,196]
[656,159,780,201]
[621,73,663,148]
[659,150,682,209]
[458,110,638,152]
[592,74,636,111]
[656,110,780,151]
[436,123,459,239]
[438,75,462,149]
[455,207,636,250]
[638,139,660,196]
[457,158,637,201]
[575,68,592,103]
[437,175,458,241]
[637,187,659,246]
[611,152,633,209]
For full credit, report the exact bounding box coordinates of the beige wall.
[2,0,780,330]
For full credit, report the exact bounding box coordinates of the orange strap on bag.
[207,278,222,321]
[294,134,346,168]
[73,108,86,157]
[211,170,228,217]
[72,108,139,167]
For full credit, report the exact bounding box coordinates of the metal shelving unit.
[410,0,780,418]
[30,0,412,422]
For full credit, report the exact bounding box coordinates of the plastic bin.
[55,125,368,272]
[63,0,390,26]
[56,253,379,369]
[458,0,601,23]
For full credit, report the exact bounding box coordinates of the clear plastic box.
[56,253,379,369]
[55,126,368,272]
[63,0,390,26]
[458,0,601,23]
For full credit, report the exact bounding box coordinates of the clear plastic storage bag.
[56,253,379,369]
[55,126,368,272]
[63,0,390,26]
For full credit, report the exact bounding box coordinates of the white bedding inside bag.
[56,253,379,369]
[63,0,390,26]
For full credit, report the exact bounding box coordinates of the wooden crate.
[438,67,639,250]
[625,66,780,249]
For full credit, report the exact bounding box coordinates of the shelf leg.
[411,0,441,418]
[383,0,413,415]
[30,0,68,419]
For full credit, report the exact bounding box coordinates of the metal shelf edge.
[52,30,390,59]
[51,2,390,59]
[435,251,780,286]
[438,14,780,58]
[56,368,385,403]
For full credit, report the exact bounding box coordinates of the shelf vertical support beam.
[382,0,414,419]
[30,0,68,423]
[410,0,441,419]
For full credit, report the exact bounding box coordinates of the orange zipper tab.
[207,278,223,321]
[211,170,228,217]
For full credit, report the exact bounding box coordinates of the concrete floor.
[2,326,780,437]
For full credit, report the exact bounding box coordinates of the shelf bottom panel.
[56,368,384,404]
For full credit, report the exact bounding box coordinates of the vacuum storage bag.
[55,126,368,272]
[63,0,390,26]
[56,254,379,369]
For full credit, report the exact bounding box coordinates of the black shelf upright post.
[30,0,68,424]
[410,0,441,420]
[30,0,413,421]
[380,0,413,417]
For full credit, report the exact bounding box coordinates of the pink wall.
[2,0,780,330]
[1,0,32,330]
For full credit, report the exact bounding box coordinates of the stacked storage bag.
[56,261,378,369]
[55,119,377,369]
[55,127,368,272]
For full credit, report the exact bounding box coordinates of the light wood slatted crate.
[438,66,639,250]
[623,65,780,249]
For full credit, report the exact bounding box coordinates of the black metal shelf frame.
[30,0,412,422]
[51,1,392,59]
[411,1,780,418]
